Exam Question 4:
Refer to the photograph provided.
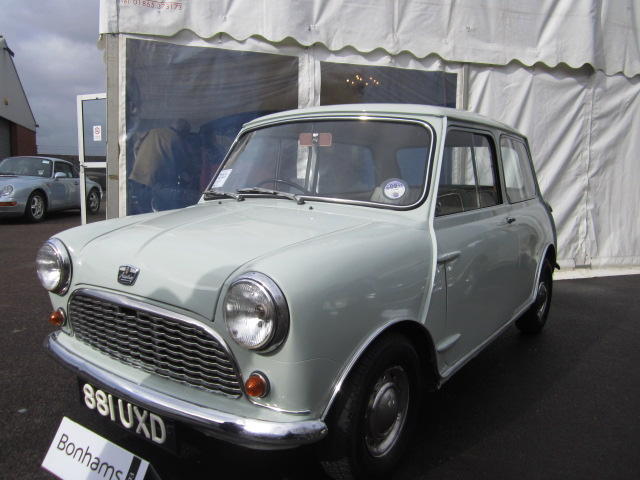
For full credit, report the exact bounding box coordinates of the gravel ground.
[1,211,639,479]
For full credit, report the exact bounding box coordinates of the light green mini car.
[39,104,556,479]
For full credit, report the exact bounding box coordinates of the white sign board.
[93,125,102,142]
[42,417,149,480]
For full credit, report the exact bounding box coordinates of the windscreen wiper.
[236,187,305,205]
[202,189,244,201]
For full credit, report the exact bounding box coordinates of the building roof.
[99,0,640,78]
[0,35,37,131]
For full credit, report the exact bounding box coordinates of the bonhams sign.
[42,417,149,480]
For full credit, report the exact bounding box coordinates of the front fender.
[219,221,436,417]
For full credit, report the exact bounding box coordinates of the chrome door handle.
[437,250,461,264]
[506,216,516,224]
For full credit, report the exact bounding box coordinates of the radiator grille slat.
[69,293,242,397]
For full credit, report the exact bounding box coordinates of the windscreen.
[209,120,432,207]
[0,157,53,177]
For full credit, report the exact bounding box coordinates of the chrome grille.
[69,291,242,397]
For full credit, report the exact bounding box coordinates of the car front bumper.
[45,331,328,450]
[0,198,25,216]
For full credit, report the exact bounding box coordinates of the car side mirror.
[54,172,66,179]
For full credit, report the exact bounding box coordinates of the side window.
[436,130,500,216]
[54,162,73,178]
[500,137,536,203]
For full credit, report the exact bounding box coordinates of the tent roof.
[100,0,640,78]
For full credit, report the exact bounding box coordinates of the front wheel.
[318,333,422,480]
[25,191,46,222]
[516,259,553,334]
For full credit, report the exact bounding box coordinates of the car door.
[498,135,545,316]
[69,165,82,208]
[434,128,521,368]
[52,162,78,209]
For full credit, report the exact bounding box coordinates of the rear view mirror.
[299,132,332,147]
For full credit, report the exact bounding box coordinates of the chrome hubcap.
[536,281,549,320]
[31,196,44,218]
[364,365,409,457]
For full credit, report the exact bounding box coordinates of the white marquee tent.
[99,0,640,270]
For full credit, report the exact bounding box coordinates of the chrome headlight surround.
[223,272,289,353]
[0,185,13,196]
[36,238,72,295]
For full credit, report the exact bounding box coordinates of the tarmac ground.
[1,211,639,479]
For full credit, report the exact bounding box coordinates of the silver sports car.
[0,156,102,222]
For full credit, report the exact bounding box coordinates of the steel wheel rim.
[88,191,99,212]
[30,195,44,219]
[536,281,549,320]
[364,365,409,457]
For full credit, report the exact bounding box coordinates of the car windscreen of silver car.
[0,157,53,177]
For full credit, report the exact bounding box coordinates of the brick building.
[0,35,36,160]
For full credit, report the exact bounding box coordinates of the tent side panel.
[106,34,120,219]
[467,63,594,267]
[587,73,640,266]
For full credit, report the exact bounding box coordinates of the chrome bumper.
[45,332,328,450]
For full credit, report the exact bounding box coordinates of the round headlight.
[36,238,72,294]
[224,272,289,352]
[0,185,13,196]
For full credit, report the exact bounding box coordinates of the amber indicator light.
[245,372,269,398]
[48,309,65,327]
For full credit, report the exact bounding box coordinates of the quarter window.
[500,137,536,203]
[436,131,500,216]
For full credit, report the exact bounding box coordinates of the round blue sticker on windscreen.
[383,179,408,200]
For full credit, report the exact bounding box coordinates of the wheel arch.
[544,243,558,269]
[321,319,439,420]
[524,242,556,311]
[536,243,557,286]
[31,188,49,207]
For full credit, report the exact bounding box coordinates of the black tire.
[516,259,553,334]
[25,191,46,222]
[318,333,422,480]
[87,188,101,214]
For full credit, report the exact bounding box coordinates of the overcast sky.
[1,0,104,155]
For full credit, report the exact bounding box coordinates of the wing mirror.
[54,172,66,179]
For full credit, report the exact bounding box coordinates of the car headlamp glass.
[0,185,13,196]
[36,238,72,295]
[224,273,289,352]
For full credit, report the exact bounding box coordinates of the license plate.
[78,380,176,451]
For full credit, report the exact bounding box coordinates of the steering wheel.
[256,178,312,195]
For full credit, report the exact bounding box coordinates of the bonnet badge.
[118,265,140,286]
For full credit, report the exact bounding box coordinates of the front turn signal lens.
[245,372,269,398]
[49,308,66,327]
